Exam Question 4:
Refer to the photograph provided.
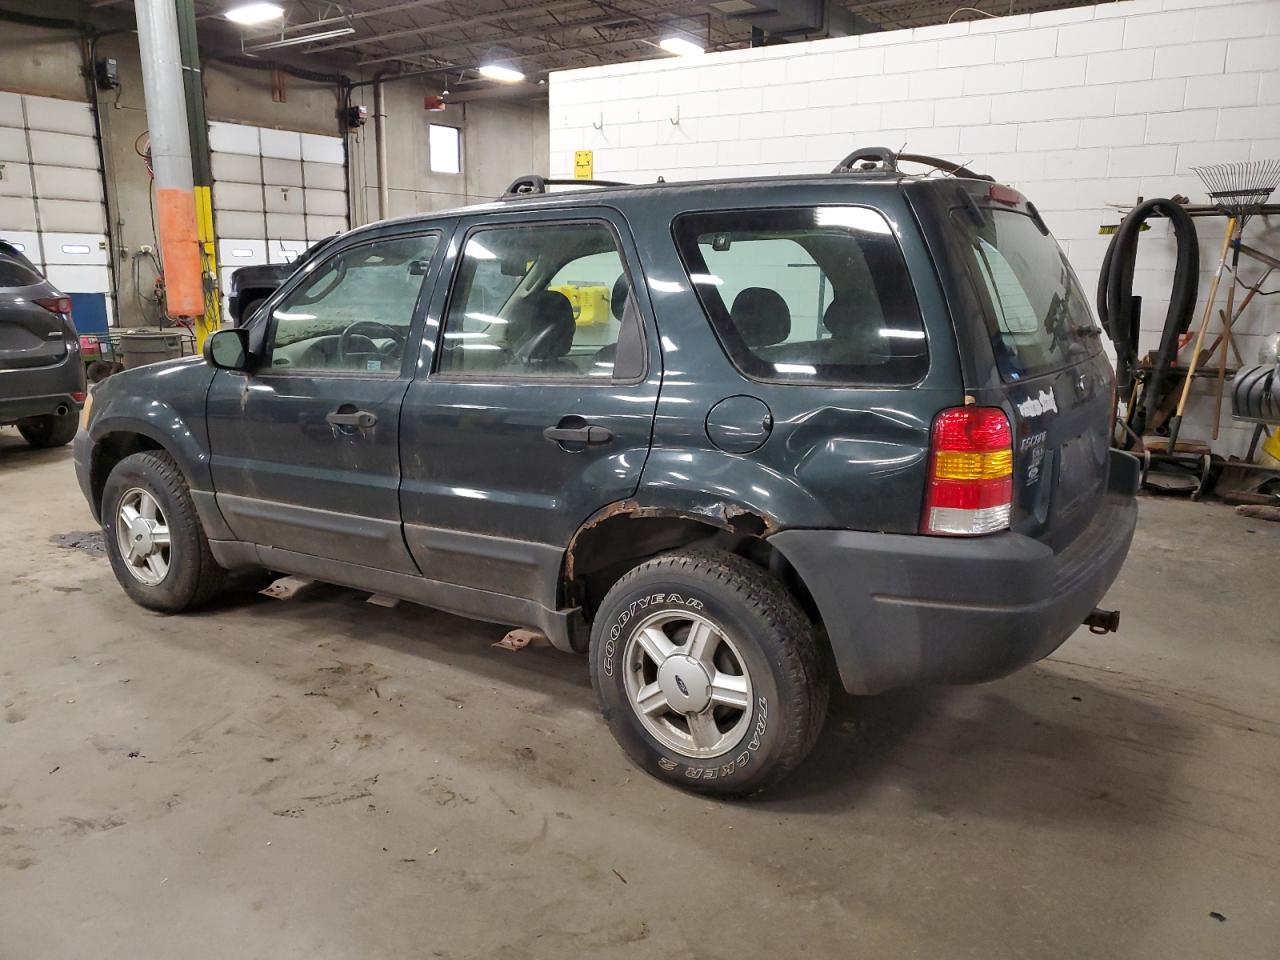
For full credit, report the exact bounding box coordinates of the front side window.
[672,207,927,386]
[949,207,1100,381]
[438,221,641,380]
[265,233,438,375]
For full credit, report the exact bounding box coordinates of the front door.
[399,210,661,606]
[206,229,444,573]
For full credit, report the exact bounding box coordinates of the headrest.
[510,290,576,359]
[611,274,629,321]
[823,292,897,360]
[730,287,790,347]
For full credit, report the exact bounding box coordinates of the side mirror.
[203,328,252,371]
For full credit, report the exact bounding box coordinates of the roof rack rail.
[500,174,631,199]
[831,146,994,182]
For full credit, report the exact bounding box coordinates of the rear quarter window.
[672,206,927,386]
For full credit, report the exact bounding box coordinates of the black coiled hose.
[1096,198,1199,428]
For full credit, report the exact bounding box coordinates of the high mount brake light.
[988,185,1024,206]
[923,406,1013,536]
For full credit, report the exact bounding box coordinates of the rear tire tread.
[597,547,828,796]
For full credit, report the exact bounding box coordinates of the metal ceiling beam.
[304,0,596,54]
[359,27,664,68]
[355,11,655,65]
[353,0,726,65]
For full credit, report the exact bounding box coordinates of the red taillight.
[988,184,1024,206]
[923,406,1013,536]
[71,391,86,404]
[34,296,72,316]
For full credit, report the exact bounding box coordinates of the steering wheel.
[338,320,405,368]
[292,257,348,305]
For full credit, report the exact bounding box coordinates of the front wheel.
[590,548,827,797]
[102,451,225,612]
[17,410,78,448]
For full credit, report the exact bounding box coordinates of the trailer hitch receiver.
[1084,607,1121,635]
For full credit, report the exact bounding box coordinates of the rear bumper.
[771,450,1140,695]
[0,350,85,424]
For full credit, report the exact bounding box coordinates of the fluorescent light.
[659,36,704,57]
[225,3,284,25]
[246,26,355,50]
[478,63,524,83]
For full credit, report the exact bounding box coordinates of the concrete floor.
[1,431,1277,960]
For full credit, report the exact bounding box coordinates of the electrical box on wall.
[95,58,120,90]
[346,104,369,128]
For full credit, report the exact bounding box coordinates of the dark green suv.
[74,155,1138,795]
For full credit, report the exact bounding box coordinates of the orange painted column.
[155,187,204,318]
[135,0,206,322]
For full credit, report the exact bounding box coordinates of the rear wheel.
[590,548,827,797]
[17,410,78,448]
[238,297,266,325]
[102,451,225,612]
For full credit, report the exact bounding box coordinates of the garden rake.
[1167,160,1280,451]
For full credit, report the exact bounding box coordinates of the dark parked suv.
[75,156,1138,794]
[1,240,86,447]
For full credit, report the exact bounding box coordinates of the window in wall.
[672,206,927,386]
[438,221,641,380]
[266,233,439,375]
[429,124,462,174]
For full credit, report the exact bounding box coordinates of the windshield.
[951,207,1101,382]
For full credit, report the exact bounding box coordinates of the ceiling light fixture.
[224,2,284,25]
[244,25,355,50]
[659,36,704,57]
[478,63,525,83]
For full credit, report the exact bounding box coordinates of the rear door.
[206,228,443,572]
[398,208,661,606]
[918,182,1115,548]
[0,249,68,371]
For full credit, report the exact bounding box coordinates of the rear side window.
[437,221,642,381]
[672,206,927,386]
[0,255,43,288]
[950,208,1100,381]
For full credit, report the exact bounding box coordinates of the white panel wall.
[209,120,348,320]
[0,91,113,324]
[549,0,1280,456]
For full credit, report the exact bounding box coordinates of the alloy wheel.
[115,487,172,586]
[622,610,753,758]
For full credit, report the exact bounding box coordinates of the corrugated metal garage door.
[209,121,347,322]
[0,92,113,331]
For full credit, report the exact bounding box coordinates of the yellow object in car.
[548,282,611,326]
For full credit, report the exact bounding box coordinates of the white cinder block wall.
[549,0,1280,456]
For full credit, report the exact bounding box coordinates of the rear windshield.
[950,207,1101,382]
[672,207,928,386]
[0,255,43,288]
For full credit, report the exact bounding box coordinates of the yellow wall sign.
[574,150,594,180]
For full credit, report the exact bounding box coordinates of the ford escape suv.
[1,239,85,447]
[74,155,1138,795]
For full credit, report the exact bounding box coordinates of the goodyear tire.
[102,451,225,613]
[590,548,827,797]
